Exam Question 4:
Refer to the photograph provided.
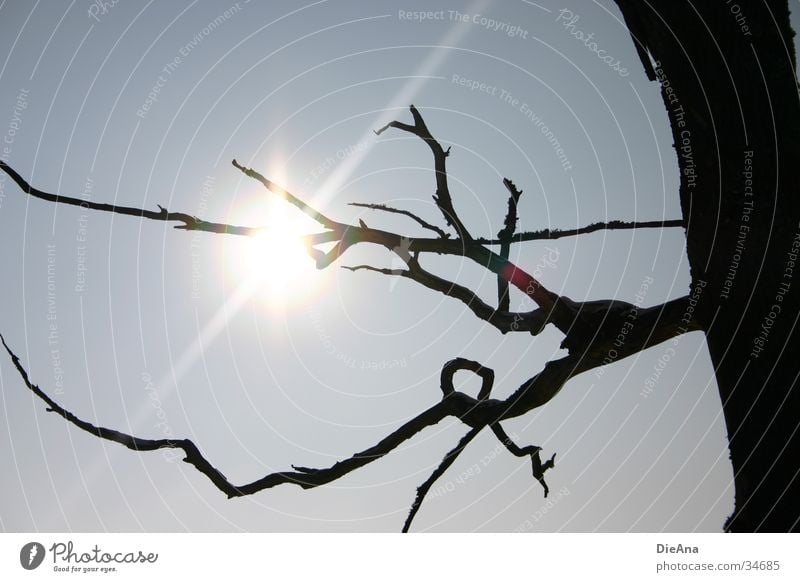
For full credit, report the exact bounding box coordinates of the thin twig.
[477,219,685,245]
[349,201,449,238]
[0,160,260,235]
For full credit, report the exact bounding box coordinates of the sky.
[1,0,786,533]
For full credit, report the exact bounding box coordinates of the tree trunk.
[614,0,800,531]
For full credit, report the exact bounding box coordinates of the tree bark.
[615,0,800,531]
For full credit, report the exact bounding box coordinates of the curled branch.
[1,291,698,529]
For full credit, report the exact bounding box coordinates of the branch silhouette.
[2,288,697,529]
[497,178,523,312]
[0,105,698,531]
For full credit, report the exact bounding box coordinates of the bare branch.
[349,202,449,238]
[490,423,555,497]
[0,332,454,499]
[3,160,667,331]
[374,105,472,241]
[439,357,495,400]
[477,219,685,246]
[1,290,700,528]
[341,264,403,276]
[343,260,549,335]
[0,160,261,236]
[2,157,686,343]
[2,158,682,248]
[402,426,483,533]
[403,356,502,532]
[231,159,340,230]
[0,333,239,496]
[497,178,523,311]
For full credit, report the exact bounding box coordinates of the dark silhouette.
[614,0,800,532]
[0,106,690,532]
[1,1,798,532]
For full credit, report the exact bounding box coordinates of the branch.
[490,423,555,497]
[375,105,472,241]
[497,178,523,311]
[2,158,562,324]
[3,160,659,332]
[402,356,501,532]
[439,357,495,400]
[231,159,340,230]
[477,219,685,245]
[342,261,549,335]
[349,201,449,238]
[0,160,260,235]
[1,291,700,528]
[2,159,682,249]
[0,332,452,499]
[402,426,483,532]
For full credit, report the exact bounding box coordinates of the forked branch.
[375,105,471,241]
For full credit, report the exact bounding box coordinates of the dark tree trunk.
[614,0,800,531]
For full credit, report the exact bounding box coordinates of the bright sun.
[223,203,320,308]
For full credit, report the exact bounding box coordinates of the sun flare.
[223,204,321,308]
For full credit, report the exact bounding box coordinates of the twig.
[349,201,449,238]
[0,160,260,235]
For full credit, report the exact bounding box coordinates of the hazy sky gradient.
[2,0,785,532]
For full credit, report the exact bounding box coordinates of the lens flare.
[222,201,322,310]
